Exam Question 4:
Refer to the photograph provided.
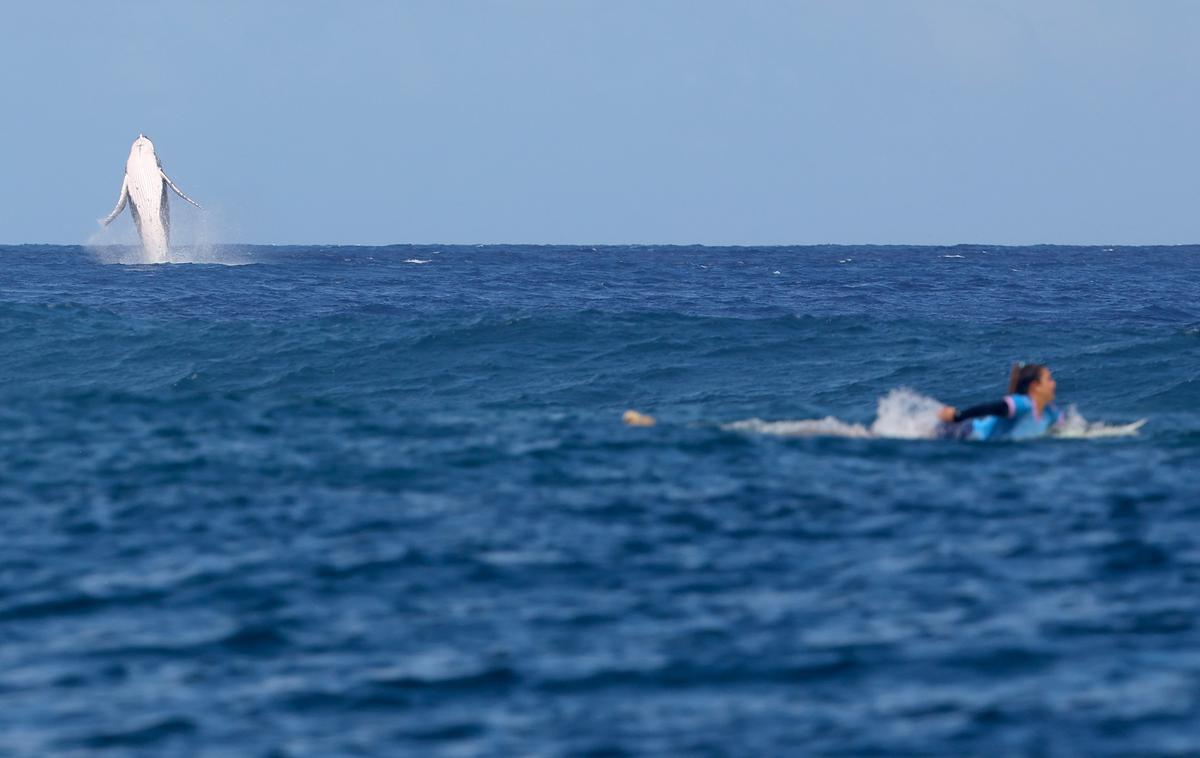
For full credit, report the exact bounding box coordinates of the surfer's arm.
[100,177,129,226]
[160,170,202,209]
[953,400,1012,422]
[939,399,1014,424]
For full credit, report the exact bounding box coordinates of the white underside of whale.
[102,136,200,263]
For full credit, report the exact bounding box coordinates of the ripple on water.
[1,244,1198,755]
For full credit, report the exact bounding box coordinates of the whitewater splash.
[725,388,1145,440]
[85,206,248,265]
[1052,407,1147,438]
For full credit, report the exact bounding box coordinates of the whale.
[101,134,201,263]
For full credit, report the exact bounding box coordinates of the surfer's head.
[1008,362,1055,403]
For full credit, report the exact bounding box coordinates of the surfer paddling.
[937,363,1063,440]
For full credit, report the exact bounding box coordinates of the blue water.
[2,244,1198,756]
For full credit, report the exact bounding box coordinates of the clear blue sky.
[2,1,1197,245]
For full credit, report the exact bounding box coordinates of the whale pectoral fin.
[160,169,202,209]
[100,177,129,226]
[160,182,170,239]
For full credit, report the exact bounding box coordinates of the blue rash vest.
[970,394,1062,441]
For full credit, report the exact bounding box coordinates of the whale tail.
[161,169,201,209]
[100,177,129,227]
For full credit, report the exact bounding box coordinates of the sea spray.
[167,205,251,265]
[85,221,141,264]
[868,387,944,438]
[1052,405,1147,438]
[85,204,248,265]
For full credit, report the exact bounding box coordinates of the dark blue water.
[2,244,1198,756]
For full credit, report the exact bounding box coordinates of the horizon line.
[3,241,1199,250]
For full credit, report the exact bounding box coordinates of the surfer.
[937,363,1063,440]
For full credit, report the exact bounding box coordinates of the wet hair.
[1008,362,1047,395]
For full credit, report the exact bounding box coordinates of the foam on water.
[1052,405,1147,438]
[723,415,874,438]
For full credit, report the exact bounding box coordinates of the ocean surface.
[1,243,1198,757]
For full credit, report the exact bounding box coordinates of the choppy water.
[1,244,1198,756]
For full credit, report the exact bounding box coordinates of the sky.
[1,1,1198,246]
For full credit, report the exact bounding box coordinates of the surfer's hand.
[937,406,958,423]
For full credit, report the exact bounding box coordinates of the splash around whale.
[100,134,201,264]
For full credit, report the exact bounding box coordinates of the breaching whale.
[101,134,201,263]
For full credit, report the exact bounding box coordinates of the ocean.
[1,244,1197,756]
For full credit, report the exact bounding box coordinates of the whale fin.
[160,169,202,209]
[101,177,129,226]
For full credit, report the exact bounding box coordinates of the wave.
[73,716,197,749]
[725,388,1145,441]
